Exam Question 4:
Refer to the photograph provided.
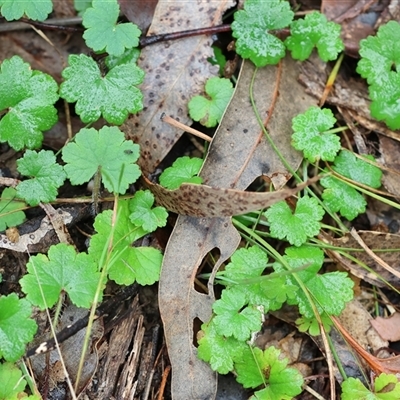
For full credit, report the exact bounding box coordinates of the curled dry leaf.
[158,57,318,400]
[147,177,314,217]
[122,0,235,175]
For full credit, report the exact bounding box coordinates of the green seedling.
[0,294,37,362]
[291,106,341,163]
[265,196,325,247]
[0,55,59,151]
[342,373,400,400]
[16,150,66,206]
[357,21,400,129]
[59,54,144,124]
[188,77,234,127]
[285,11,344,61]
[0,362,40,399]
[62,126,141,194]
[88,198,164,286]
[82,0,141,57]
[0,188,26,231]
[159,156,203,190]
[0,0,52,21]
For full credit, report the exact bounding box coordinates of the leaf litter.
[3,1,400,399]
[159,56,318,399]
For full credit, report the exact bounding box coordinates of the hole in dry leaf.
[193,248,221,295]
[193,317,203,348]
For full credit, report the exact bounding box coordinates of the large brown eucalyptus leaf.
[122,0,235,175]
[159,57,318,400]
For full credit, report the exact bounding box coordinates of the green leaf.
[342,374,400,400]
[222,246,296,311]
[74,0,92,16]
[273,246,353,320]
[223,246,268,281]
[89,199,163,285]
[231,0,294,67]
[197,320,247,374]
[321,174,367,220]
[0,188,26,231]
[212,289,262,341]
[357,21,400,86]
[0,362,27,399]
[356,21,400,129]
[0,294,37,362]
[159,156,203,190]
[0,56,59,150]
[60,54,144,124]
[235,346,303,399]
[82,0,141,56]
[20,243,102,309]
[62,126,141,195]
[188,77,234,127]
[265,196,325,246]
[285,12,344,61]
[332,149,382,188]
[208,46,227,75]
[291,106,340,162]
[368,73,400,130]
[0,0,52,21]
[105,47,141,69]
[129,190,168,232]
[16,150,66,206]
[274,245,325,283]
[296,313,333,336]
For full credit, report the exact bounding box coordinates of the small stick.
[140,24,231,47]
[160,113,212,142]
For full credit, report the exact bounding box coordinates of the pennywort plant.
[194,1,393,399]
[0,0,167,393]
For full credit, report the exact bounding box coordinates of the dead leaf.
[159,56,318,400]
[118,0,158,33]
[325,230,400,289]
[122,0,235,175]
[147,178,315,217]
[159,216,240,400]
[370,313,400,342]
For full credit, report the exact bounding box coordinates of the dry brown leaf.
[370,313,400,342]
[118,0,158,32]
[122,0,235,175]
[159,56,318,400]
[147,178,315,217]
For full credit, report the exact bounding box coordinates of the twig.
[140,24,231,47]
[161,113,212,142]
[0,16,83,32]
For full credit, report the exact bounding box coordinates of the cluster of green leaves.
[357,21,400,129]
[231,0,344,67]
[0,0,168,388]
[197,3,388,395]
[198,245,352,397]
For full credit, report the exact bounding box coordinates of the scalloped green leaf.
[82,0,141,56]
[231,0,294,67]
[16,150,66,206]
[0,56,59,150]
[285,11,344,61]
[60,54,144,124]
[62,126,141,195]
